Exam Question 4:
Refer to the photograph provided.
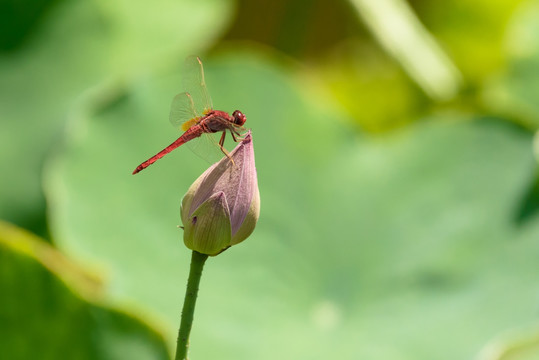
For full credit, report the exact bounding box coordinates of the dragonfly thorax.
[203,110,236,133]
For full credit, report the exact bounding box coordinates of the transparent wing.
[186,132,228,164]
[169,92,200,130]
[182,56,213,116]
[186,122,247,164]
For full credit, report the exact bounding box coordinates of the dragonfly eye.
[232,110,246,126]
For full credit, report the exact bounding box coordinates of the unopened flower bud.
[181,132,260,255]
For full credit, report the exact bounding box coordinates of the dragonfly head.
[232,110,246,126]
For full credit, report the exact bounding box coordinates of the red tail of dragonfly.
[132,57,246,175]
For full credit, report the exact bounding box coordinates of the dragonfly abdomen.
[132,125,204,174]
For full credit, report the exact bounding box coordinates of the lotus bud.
[181,132,260,255]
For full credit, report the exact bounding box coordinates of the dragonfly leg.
[218,131,236,166]
[230,128,246,142]
[219,131,226,147]
[222,147,235,166]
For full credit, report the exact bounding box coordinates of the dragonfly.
[132,56,247,175]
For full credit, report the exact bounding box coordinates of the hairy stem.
[175,250,209,360]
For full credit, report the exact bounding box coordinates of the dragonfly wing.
[183,56,213,116]
[186,117,242,164]
[169,92,200,131]
[186,132,229,164]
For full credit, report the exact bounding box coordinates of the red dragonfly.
[132,56,247,174]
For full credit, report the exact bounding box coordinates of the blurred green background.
[2,0,539,359]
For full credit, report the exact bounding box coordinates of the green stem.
[175,250,209,360]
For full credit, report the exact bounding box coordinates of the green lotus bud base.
[175,250,208,360]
